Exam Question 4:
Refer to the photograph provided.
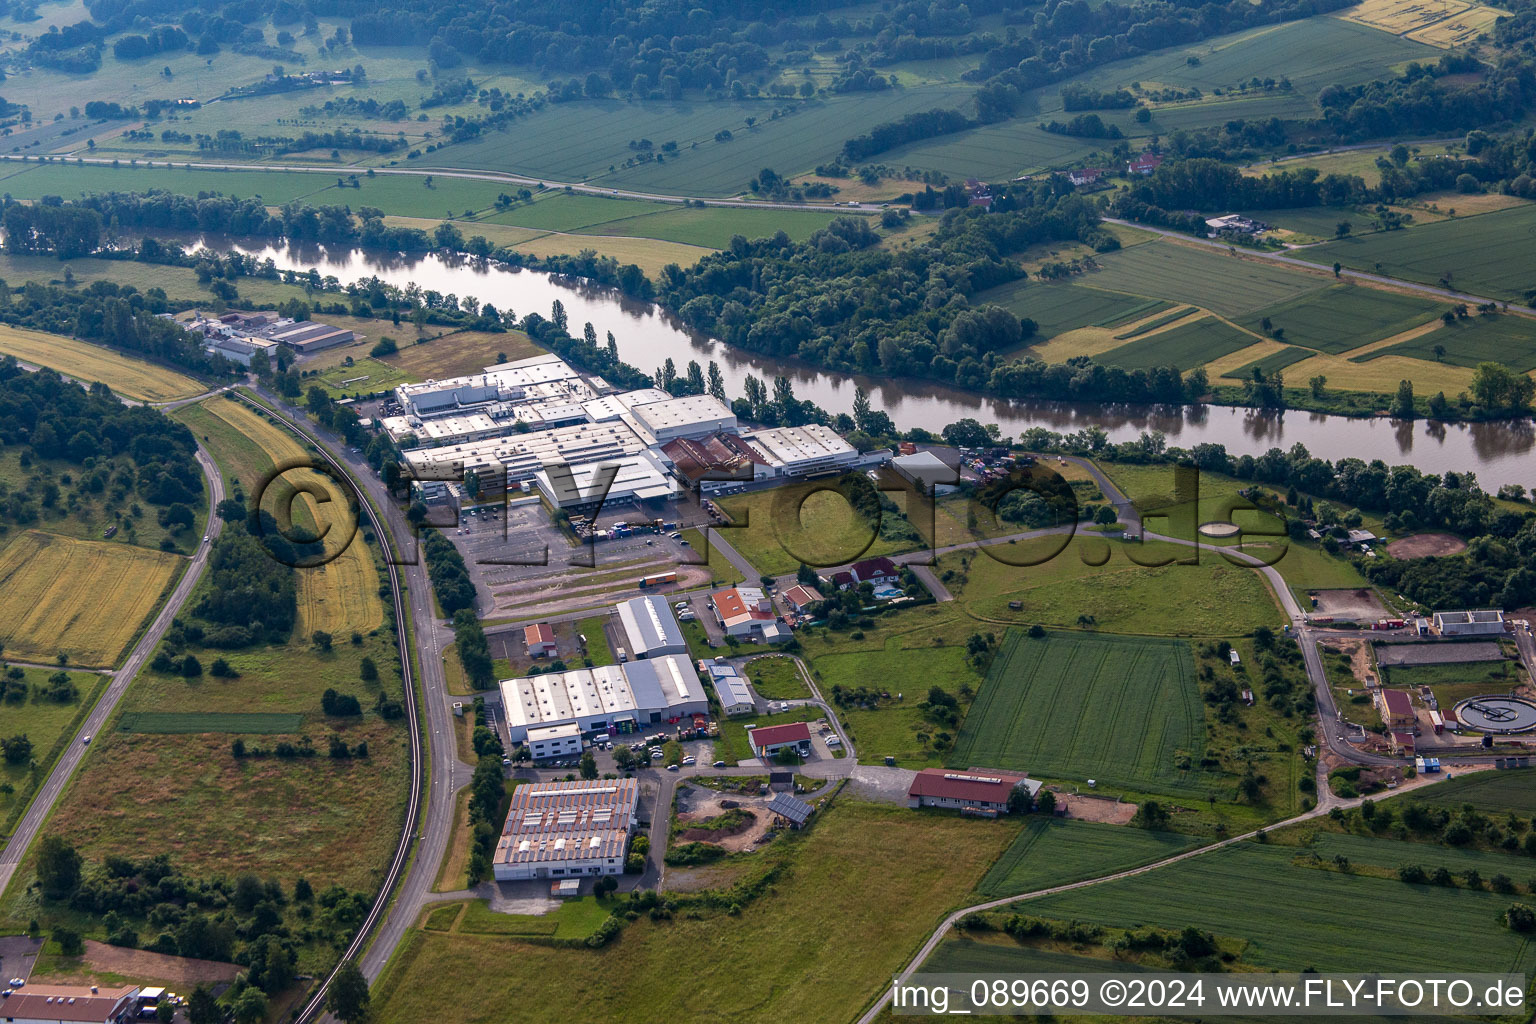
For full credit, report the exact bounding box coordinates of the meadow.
[0,669,104,838]
[1360,311,1536,372]
[1307,203,1536,303]
[370,801,1020,1024]
[0,324,202,402]
[1021,839,1536,973]
[948,630,1214,797]
[1237,285,1446,354]
[0,530,182,666]
[117,711,306,733]
[433,86,972,196]
[811,645,983,768]
[743,656,810,701]
[977,818,1202,898]
[382,329,543,379]
[713,484,922,577]
[1086,242,1327,318]
[1097,316,1257,371]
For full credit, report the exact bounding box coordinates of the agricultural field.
[977,818,1202,898]
[431,86,971,196]
[810,645,983,768]
[1341,0,1509,47]
[1237,285,1446,355]
[0,324,202,402]
[1086,242,1327,318]
[948,630,1214,797]
[1397,769,1536,815]
[1307,204,1536,303]
[978,282,1169,341]
[1219,344,1316,380]
[370,801,1020,1024]
[712,484,922,577]
[1097,316,1258,371]
[1021,838,1536,974]
[947,534,1283,636]
[1359,311,1536,372]
[0,668,105,836]
[585,204,843,247]
[0,249,315,309]
[0,531,182,667]
[383,329,543,379]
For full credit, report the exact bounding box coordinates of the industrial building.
[1377,688,1416,730]
[533,449,678,510]
[700,660,755,716]
[402,420,651,497]
[491,778,638,881]
[711,586,785,641]
[264,319,355,352]
[628,394,737,443]
[526,722,583,761]
[658,432,769,485]
[1434,609,1506,636]
[749,721,812,758]
[0,984,141,1024]
[891,450,960,494]
[907,769,1041,814]
[740,425,860,477]
[617,595,687,659]
[497,654,708,743]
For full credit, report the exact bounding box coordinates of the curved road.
[0,447,225,895]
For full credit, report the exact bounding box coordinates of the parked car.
[666,763,680,772]
[682,756,696,766]
[713,760,727,769]
[650,750,664,760]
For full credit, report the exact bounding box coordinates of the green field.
[117,711,306,734]
[978,282,1169,339]
[1220,344,1316,379]
[1398,770,1536,815]
[1307,203,1536,303]
[1358,312,1536,372]
[1020,838,1536,973]
[949,631,1213,797]
[1237,285,1445,354]
[811,645,982,768]
[0,669,104,837]
[977,818,1202,898]
[586,205,843,246]
[743,656,810,701]
[1098,316,1257,371]
[1114,305,1198,339]
[712,484,921,577]
[430,87,972,196]
[1087,242,1327,318]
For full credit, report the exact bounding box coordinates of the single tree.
[327,959,371,1022]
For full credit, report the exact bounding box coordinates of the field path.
[0,447,224,886]
[853,772,1458,1024]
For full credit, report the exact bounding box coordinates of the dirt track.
[1386,532,1467,558]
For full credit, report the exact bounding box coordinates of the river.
[222,239,1535,490]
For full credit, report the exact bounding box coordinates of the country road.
[0,446,225,894]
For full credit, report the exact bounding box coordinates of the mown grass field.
[811,645,982,768]
[1087,242,1327,318]
[1098,316,1257,371]
[743,655,810,700]
[1361,312,1536,372]
[1308,203,1536,303]
[371,801,1020,1024]
[977,818,1202,898]
[948,534,1283,636]
[0,669,104,835]
[713,484,921,577]
[1021,838,1536,973]
[0,324,202,402]
[0,530,181,666]
[1237,285,1445,354]
[950,630,1213,797]
[383,329,543,380]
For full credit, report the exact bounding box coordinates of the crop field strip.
[1307,202,1536,302]
[1022,839,1536,973]
[1236,285,1446,354]
[118,712,306,734]
[977,818,1202,898]
[1097,316,1258,371]
[1398,771,1536,814]
[197,399,385,635]
[949,630,1214,797]
[1113,305,1198,339]
[1356,311,1536,371]
[1219,345,1316,379]
[0,530,182,667]
[0,324,202,402]
[1086,241,1328,318]
[980,282,1168,340]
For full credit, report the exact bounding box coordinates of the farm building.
[0,984,141,1024]
[891,450,960,494]
[524,622,558,658]
[749,721,812,758]
[767,792,815,829]
[1203,214,1267,235]
[1434,609,1506,636]
[616,595,688,659]
[1345,528,1377,547]
[907,769,1041,815]
[492,778,638,881]
[526,722,583,761]
[1376,688,1416,730]
[711,586,785,641]
[1068,168,1104,187]
[700,661,755,716]
[497,654,708,742]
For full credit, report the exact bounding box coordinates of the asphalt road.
[0,447,225,894]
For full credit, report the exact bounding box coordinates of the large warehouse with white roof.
[497,654,708,742]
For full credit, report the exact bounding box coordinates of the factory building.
[492,778,638,881]
[497,654,708,742]
[627,394,737,443]
[1433,609,1506,636]
[700,660,755,717]
[616,595,688,659]
[741,425,861,478]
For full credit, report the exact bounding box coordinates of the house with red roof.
[749,721,812,758]
[907,768,1041,815]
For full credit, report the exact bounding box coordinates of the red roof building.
[907,768,1038,813]
[1377,688,1415,729]
[749,721,812,756]
[1127,152,1165,175]
[524,622,557,658]
[781,584,822,612]
[851,556,901,585]
[1,984,141,1024]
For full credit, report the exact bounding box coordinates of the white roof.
[744,424,856,468]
